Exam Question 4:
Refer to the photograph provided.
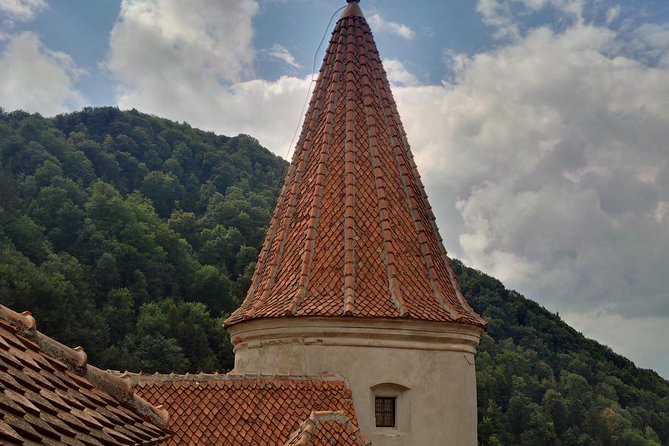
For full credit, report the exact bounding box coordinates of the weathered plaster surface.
[228,317,482,446]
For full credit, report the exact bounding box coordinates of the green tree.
[140,171,184,217]
[189,265,233,315]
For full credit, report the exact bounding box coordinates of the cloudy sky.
[1,0,668,378]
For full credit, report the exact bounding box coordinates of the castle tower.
[225,2,487,444]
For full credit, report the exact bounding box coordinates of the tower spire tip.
[341,0,363,18]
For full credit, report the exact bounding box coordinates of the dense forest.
[456,261,669,445]
[1,107,667,445]
[0,106,286,372]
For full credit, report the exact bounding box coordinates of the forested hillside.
[1,107,667,445]
[455,261,669,445]
[0,107,286,372]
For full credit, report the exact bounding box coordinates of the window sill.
[372,427,410,438]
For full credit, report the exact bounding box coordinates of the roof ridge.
[133,370,359,445]
[360,21,459,321]
[243,26,339,320]
[123,371,348,383]
[359,18,407,318]
[383,95,487,326]
[0,304,170,429]
[342,21,358,317]
[285,31,344,317]
[284,410,371,446]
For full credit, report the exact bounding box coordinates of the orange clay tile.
[130,373,358,446]
[0,305,170,445]
[225,2,486,329]
[283,411,371,446]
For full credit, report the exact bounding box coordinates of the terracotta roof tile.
[130,373,359,446]
[226,3,485,329]
[282,411,370,446]
[0,305,170,445]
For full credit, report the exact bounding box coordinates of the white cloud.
[0,0,47,23]
[0,32,85,115]
[655,201,669,225]
[107,0,312,153]
[477,0,521,39]
[368,13,415,40]
[543,0,584,18]
[606,5,621,25]
[108,0,259,87]
[621,22,669,68]
[383,59,420,87]
[389,22,669,375]
[477,0,584,40]
[267,43,300,70]
[508,0,585,18]
[196,74,312,154]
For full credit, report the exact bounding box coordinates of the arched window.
[370,383,410,433]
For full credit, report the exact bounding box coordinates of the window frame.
[375,396,396,427]
[370,383,410,434]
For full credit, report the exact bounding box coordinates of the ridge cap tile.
[0,304,171,445]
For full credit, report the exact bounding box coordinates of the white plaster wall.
[227,318,481,446]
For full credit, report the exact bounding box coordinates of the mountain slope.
[456,261,669,445]
[0,106,287,372]
[0,107,667,445]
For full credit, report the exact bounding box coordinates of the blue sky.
[2,0,669,379]
[10,0,668,109]
[2,0,498,105]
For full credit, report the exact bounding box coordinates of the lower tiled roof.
[130,373,359,446]
[0,305,170,445]
[283,411,370,446]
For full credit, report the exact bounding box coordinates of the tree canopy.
[0,107,286,372]
[456,261,669,445]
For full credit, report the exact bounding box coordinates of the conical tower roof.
[225,1,485,329]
